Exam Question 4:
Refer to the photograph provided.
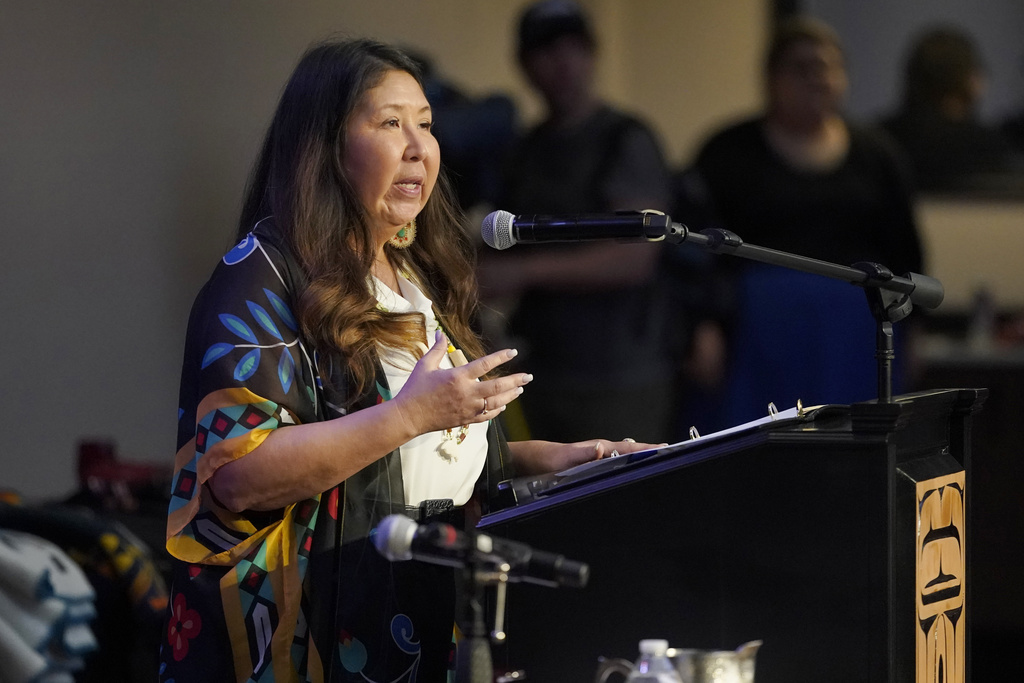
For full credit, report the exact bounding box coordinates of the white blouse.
[371,274,489,506]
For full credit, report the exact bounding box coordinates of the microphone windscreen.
[481,210,516,250]
[373,514,417,561]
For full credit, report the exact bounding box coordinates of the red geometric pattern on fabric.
[239,404,272,429]
[294,499,315,526]
[175,470,197,499]
[208,410,235,439]
[242,565,268,594]
[195,427,208,452]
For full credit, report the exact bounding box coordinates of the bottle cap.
[638,639,670,655]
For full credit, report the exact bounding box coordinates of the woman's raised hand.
[393,331,532,436]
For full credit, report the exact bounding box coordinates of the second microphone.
[373,514,590,589]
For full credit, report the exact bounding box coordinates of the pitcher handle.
[594,657,634,683]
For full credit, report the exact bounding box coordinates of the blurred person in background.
[880,25,1024,195]
[684,15,924,424]
[1001,50,1024,156]
[478,0,677,444]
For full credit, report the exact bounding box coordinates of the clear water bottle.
[967,285,996,352]
[626,639,682,683]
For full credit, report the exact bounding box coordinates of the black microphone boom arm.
[666,224,943,311]
[664,220,944,401]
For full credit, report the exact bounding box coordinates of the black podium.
[480,389,983,683]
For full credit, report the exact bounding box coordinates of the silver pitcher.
[669,641,761,683]
[595,641,761,683]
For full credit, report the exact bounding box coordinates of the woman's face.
[343,69,440,241]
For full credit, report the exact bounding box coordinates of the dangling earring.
[388,219,416,249]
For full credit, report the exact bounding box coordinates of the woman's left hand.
[509,438,666,476]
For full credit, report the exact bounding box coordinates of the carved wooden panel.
[916,472,966,683]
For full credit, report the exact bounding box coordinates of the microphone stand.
[660,220,944,402]
[456,550,513,683]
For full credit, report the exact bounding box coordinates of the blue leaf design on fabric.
[222,234,259,265]
[338,634,368,673]
[201,342,235,369]
[264,289,298,332]
[390,614,420,655]
[233,348,261,381]
[247,301,283,341]
[278,348,295,394]
[219,314,258,343]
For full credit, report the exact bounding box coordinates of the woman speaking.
[160,39,653,682]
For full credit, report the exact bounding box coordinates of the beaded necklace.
[438,340,470,462]
[373,272,473,463]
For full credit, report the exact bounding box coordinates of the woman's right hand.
[392,331,532,435]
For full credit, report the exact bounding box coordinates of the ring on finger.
[623,437,636,443]
[480,397,488,415]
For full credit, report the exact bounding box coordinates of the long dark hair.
[238,38,485,400]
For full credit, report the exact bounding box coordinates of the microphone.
[373,514,589,589]
[481,209,675,250]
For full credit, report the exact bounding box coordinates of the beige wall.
[917,199,1024,312]
[606,1,767,161]
[0,1,767,499]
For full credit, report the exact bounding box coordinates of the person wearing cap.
[478,0,676,445]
